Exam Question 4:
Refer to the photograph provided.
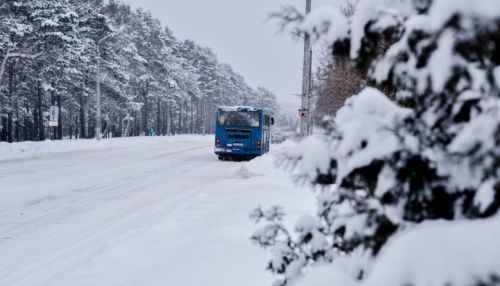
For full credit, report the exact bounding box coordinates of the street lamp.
[95,30,120,140]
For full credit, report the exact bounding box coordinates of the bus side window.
[265,115,270,127]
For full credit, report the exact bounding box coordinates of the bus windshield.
[218,111,260,127]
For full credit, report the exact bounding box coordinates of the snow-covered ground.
[0,135,203,162]
[0,135,314,286]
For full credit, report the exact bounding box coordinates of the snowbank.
[296,216,500,286]
[295,265,355,286]
[0,135,209,162]
[365,216,500,286]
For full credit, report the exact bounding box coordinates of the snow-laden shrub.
[253,0,500,285]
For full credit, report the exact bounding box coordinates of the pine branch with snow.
[255,0,500,285]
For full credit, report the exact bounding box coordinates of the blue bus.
[215,106,274,160]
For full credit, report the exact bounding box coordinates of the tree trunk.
[161,106,166,136]
[170,105,175,135]
[57,94,62,140]
[135,110,140,136]
[37,81,45,141]
[202,97,207,135]
[33,82,39,141]
[0,117,7,142]
[190,96,194,134]
[178,103,182,134]
[51,91,56,140]
[24,102,30,141]
[69,106,73,140]
[165,108,169,135]
[156,97,161,136]
[142,83,149,136]
[166,101,171,136]
[79,76,87,139]
[74,111,79,139]
[7,63,14,143]
[184,100,188,134]
[14,71,20,142]
[197,97,202,134]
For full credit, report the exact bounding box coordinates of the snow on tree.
[0,0,281,142]
[253,0,500,285]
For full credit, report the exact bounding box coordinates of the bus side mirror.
[271,117,275,125]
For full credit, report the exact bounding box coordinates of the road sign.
[49,106,59,127]
[299,108,308,117]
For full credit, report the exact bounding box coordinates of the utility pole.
[299,0,313,138]
[95,31,119,140]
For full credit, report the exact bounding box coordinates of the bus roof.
[218,106,261,112]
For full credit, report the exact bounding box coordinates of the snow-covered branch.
[0,47,45,83]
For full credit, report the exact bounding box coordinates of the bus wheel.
[218,156,224,161]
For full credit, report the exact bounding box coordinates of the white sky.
[122,0,334,105]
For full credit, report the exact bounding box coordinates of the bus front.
[215,107,263,160]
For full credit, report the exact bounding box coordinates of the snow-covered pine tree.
[254,87,279,115]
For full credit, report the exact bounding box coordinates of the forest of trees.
[0,0,279,143]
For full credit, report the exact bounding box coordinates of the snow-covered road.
[0,136,314,286]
